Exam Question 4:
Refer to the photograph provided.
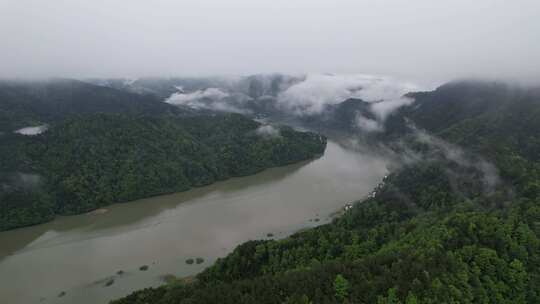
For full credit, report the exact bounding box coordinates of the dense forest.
[112,81,540,304]
[0,78,187,132]
[0,82,327,231]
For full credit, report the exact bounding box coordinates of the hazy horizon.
[1,0,540,83]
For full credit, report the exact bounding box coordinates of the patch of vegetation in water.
[139,265,149,271]
[195,257,204,264]
[185,258,194,265]
[160,274,177,284]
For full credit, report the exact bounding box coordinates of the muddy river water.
[0,141,389,304]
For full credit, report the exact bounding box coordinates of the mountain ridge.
[111,79,540,304]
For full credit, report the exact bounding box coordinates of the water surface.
[0,141,389,304]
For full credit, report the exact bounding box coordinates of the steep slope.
[112,80,540,304]
[387,81,540,139]
[0,113,326,231]
[0,78,180,132]
[299,98,375,133]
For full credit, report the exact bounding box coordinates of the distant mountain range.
[111,78,540,304]
[0,77,326,231]
[3,76,538,145]
[86,74,303,100]
[86,74,417,134]
[0,78,182,133]
[4,74,540,302]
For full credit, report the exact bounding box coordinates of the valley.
[0,141,389,304]
[2,76,540,304]
[2,2,539,303]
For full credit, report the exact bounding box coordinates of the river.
[0,141,389,304]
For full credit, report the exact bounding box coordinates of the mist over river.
[0,141,389,304]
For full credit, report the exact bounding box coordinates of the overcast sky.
[1,0,539,82]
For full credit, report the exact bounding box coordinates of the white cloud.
[255,125,281,137]
[165,88,229,106]
[276,73,422,119]
[370,96,415,121]
[14,125,48,136]
[413,129,501,192]
[277,74,365,115]
[164,87,250,114]
[354,114,383,133]
[161,73,425,128]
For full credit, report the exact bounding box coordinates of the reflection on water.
[0,141,389,304]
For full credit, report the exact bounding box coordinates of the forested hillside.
[299,98,375,134]
[0,113,326,231]
[0,78,181,132]
[112,81,540,304]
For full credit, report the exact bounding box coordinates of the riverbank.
[0,141,388,304]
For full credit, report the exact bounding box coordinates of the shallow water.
[0,141,389,304]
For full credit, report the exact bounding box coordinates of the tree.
[377,288,402,304]
[334,274,350,303]
[405,293,418,304]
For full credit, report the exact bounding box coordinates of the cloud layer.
[255,125,281,137]
[162,73,424,132]
[165,88,229,106]
[2,1,539,82]
[276,74,420,117]
[165,87,251,113]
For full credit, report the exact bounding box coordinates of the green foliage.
[334,274,350,302]
[405,293,418,304]
[377,288,401,304]
[0,113,326,230]
[111,81,540,304]
[0,78,179,132]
